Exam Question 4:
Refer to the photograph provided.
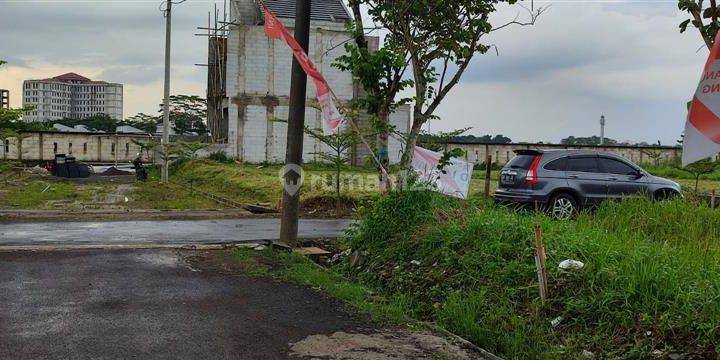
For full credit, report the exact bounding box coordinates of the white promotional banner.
[683,32,720,165]
[412,146,474,199]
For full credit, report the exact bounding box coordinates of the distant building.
[22,73,123,122]
[207,0,410,164]
[0,89,8,109]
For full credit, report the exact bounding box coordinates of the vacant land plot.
[2,160,720,212]
[327,191,720,358]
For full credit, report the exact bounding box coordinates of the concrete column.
[39,133,44,161]
[97,137,102,162]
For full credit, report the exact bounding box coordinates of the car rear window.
[544,157,567,171]
[506,154,537,169]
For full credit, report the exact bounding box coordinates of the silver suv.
[494,149,682,219]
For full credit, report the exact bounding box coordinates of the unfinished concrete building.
[206,0,411,164]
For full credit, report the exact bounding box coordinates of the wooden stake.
[534,223,548,303]
[712,189,716,209]
[484,154,492,197]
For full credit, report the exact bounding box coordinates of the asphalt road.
[0,249,373,359]
[0,219,352,247]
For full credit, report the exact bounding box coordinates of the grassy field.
[0,171,104,209]
[218,191,720,358]
[3,159,720,210]
[334,191,720,358]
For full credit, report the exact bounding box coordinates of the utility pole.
[600,114,606,146]
[161,0,176,183]
[279,0,311,246]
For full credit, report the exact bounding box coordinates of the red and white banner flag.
[412,146,474,199]
[263,5,344,134]
[684,33,720,165]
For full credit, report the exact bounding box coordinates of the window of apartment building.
[83,143,87,154]
[53,142,58,153]
[125,143,130,156]
[4,140,8,153]
[68,143,73,154]
[111,143,115,155]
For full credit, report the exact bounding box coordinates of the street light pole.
[600,115,606,146]
[279,0,311,246]
[161,0,174,183]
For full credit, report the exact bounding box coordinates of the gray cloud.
[422,2,705,145]
[0,0,710,145]
[0,0,217,75]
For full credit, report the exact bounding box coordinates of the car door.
[566,155,607,205]
[598,156,648,198]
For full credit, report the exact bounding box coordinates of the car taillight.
[525,155,542,185]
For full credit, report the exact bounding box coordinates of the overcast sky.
[0,0,708,144]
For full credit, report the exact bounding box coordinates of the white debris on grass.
[558,259,584,271]
[550,316,563,327]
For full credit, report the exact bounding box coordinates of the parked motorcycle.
[132,155,147,181]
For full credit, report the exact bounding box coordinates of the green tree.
[684,157,718,191]
[418,127,471,152]
[55,113,118,132]
[355,0,543,177]
[158,95,207,135]
[641,148,665,167]
[304,126,363,217]
[679,0,719,49]
[561,136,618,146]
[335,4,413,192]
[124,113,158,133]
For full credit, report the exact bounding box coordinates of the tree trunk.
[336,160,341,218]
[377,107,392,193]
[397,112,426,190]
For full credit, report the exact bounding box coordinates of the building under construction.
[202,0,411,164]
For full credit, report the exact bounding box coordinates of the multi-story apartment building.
[0,89,8,109]
[22,73,123,122]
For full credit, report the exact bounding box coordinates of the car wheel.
[550,193,578,220]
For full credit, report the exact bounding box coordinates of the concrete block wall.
[241,105,268,163]
[450,142,682,167]
[0,132,155,163]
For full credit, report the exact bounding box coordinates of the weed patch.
[339,190,720,358]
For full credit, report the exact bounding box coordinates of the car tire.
[549,193,578,220]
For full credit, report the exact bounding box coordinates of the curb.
[0,241,269,252]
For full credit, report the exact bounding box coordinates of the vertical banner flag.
[684,32,720,165]
[412,146,474,199]
[263,5,344,134]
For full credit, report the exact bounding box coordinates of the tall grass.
[342,191,720,358]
